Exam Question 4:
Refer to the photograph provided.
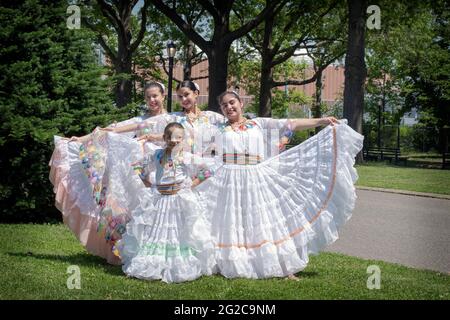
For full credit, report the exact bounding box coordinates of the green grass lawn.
[0,223,448,300]
[356,163,450,195]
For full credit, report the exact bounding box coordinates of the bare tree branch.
[96,0,121,34]
[150,0,209,52]
[97,35,118,63]
[305,44,318,73]
[191,8,206,27]
[272,0,340,66]
[225,0,288,44]
[232,8,263,53]
[272,74,317,87]
[271,38,305,67]
[197,0,220,23]
[228,48,257,65]
[272,51,345,87]
[191,75,209,81]
[191,54,208,66]
[82,15,118,62]
[245,34,262,53]
[130,0,149,53]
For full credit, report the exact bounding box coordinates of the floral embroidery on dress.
[135,121,155,137]
[97,207,129,247]
[157,149,184,171]
[192,168,214,182]
[178,114,210,126]
[79,139,106,206]
[131,157,149,180]
[219,120,258,133]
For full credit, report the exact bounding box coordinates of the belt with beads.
[222,153,261,165]
[156,182,182,195]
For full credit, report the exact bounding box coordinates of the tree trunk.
[259,65,274,117]
[115,40,133,107]
[207,43,230,112]
[93,0,148,108]
[183,40,194,81]
[258,8,275,117]
[313,68,323,134]
[343,0,367,162]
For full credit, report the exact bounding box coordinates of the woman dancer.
[48,82,170,264]
[195,91,364,280]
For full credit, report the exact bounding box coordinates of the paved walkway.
[326,188,450,274]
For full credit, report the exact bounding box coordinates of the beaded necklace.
[185,107,201,124]
[220,118,257,132]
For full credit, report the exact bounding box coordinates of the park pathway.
[326,189,450,274]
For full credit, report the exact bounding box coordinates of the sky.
[132,0,145,15]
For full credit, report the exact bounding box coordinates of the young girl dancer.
[116,122,215,283]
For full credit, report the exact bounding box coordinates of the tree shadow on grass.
[296,271,320,278]
[6,251,124,277]
[6,252,321,282]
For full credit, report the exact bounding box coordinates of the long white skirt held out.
[195,121,364,279]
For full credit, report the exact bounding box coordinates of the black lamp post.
[167,41,176,112]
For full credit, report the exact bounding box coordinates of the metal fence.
[362,124,449,153]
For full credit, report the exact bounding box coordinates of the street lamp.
[166,41,176,112]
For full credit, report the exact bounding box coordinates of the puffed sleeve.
[136,113,174,137]
[253,117,292,158]
[253,117,288,130]
[204,110,226,125]
[107,117,142,138]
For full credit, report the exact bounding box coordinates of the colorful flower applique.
[97,207,129,246]
[131,154,150,181]
[238,120,257,131]
[79,138,106,206]
[179,114,209,126]
[196,115,209,125]
[155,149,183,170]
[219,120,257,133]
[218,123,232,133]
[193,168,213,182]
[136,121,154,137]
[277,122,294,151]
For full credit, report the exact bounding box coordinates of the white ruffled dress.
[195,118,364,279]
[116,148,216,283]
[49,130,144,264]
[48,113,170,264]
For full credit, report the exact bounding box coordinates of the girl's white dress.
[116,147,215,283]
[195,118,364,279]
